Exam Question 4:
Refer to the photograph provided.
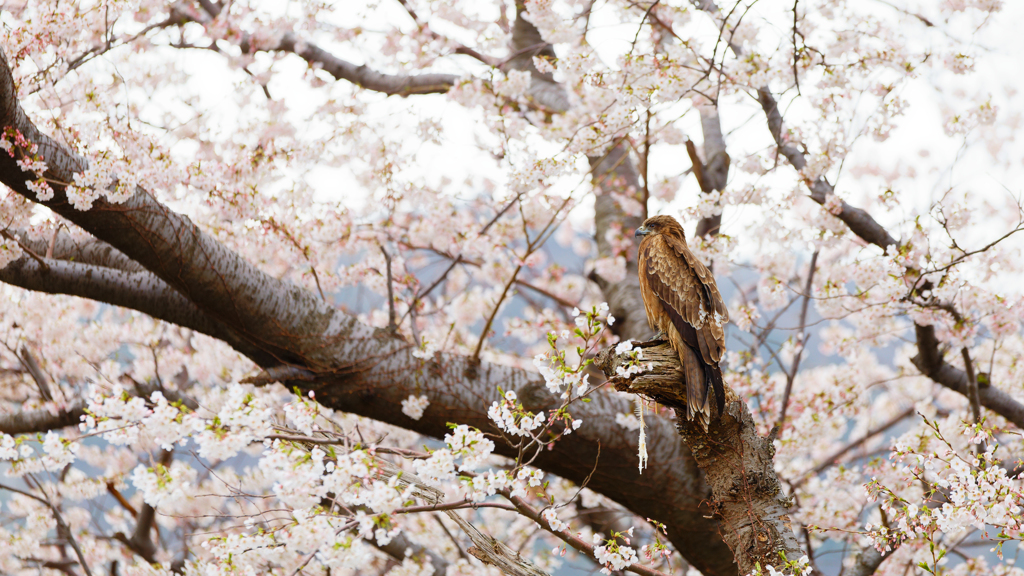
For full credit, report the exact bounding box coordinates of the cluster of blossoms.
[130,460,197,507]
[533,303,614,398]
[0,127,52,203]
[488,390,547,436]
[592,528,640,574]
[744,554,814,576]
[864,417,1024,570]
[400,394,430,420]
[283,390,321,434]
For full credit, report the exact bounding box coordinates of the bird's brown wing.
[641,236,727,364]
[638,236,727,426]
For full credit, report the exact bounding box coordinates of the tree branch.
[375,459,551,576]
[0,479,94,576]
[0,380,196,435]
[692,107,730,238]
[183,3,458,96]
[497,11,737,572]
[275,33,458,96]
[911,324,1024,428]
[776,250,818,431]
[846,545,894,576]
[16,227,144,273]
[373,530,449,576]
[0,400,85,435]
[506,2,572,111]
[17,344,53,401]
[742,63,1024,431]
[121,449,173,562]
[792,406,915,488]
[0,253,268,364]
[501,489,673,576]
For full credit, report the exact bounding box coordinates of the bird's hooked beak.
[634,225,651,238]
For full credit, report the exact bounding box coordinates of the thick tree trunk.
[596,341,806,575]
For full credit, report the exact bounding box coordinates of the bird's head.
[635,215,686,241]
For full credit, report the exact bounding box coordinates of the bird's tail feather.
[680,344,712,432]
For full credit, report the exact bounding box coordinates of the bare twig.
[381,245,398,333]
[4,478,94,576]
[776,250,818,431]
[961,347,986,454]
[1,229,50,270]
[16,344,53,401]
[791,0,801,94]
[45,223,64,259]
[471,265,522,362]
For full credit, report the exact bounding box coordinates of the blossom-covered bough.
[0,1,1022,576]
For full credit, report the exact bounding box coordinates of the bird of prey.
[635,215,728,430]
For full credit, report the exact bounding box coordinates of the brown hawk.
[635,215,729,430]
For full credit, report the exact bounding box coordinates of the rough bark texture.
[0,255,262,358]
[0,46,737,576]
[595,341,805,575]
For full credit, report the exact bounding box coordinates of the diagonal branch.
[685,0,1024,448]
[275,33,458,96]
[793,406,915,488]
[776,250,819,430]
[376,459,551,576]
[17,344,53,401]
[911,324,1024,428]
[183,2,459,96]
[0,253,268,363]
[737,46,1024,431]
[0,479,94,576]
[501,488,672,576]
[0,401,85,435]
[16,227,145,273]
[754,88,898,250]
[755,86,1024,428]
